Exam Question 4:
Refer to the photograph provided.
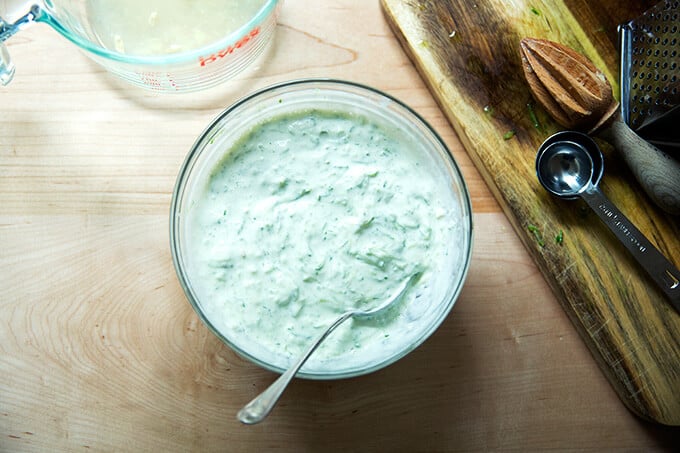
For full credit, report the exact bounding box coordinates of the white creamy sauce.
[185,109,463,374]
[86,0,266,56]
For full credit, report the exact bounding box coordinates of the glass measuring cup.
[0,0,280,92]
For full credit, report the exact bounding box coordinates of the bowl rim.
[169,78,474,379]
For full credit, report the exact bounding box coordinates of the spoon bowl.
[536,131,603,199]
[537,142,594,198]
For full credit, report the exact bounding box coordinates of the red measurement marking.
[166,73,179,91]
[199,27,261,67]
[137,72,162,88]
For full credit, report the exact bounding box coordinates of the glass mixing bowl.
[0,0,280,91]
[170,79,473,379]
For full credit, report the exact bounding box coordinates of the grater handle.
[602,118,680,215]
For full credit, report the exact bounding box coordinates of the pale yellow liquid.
[87,0,267,56]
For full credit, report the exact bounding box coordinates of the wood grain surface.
[380,0,680,426]
[1,0,679,451]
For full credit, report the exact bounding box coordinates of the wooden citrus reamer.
[520,37,680,215]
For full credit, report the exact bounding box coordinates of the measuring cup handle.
[0,40,15,85]
[0,5,42,85]
[581,187,680,312]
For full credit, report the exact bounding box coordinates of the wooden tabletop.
[1,1,677,451]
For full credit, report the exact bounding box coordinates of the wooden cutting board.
[381,0,679,425]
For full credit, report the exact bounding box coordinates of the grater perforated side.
[619,0,679,150]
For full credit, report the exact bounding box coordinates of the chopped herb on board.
[527,102,542,131]
[528,224,545,247]
[528,224,563,247]
[531,6,542,16]
[503,130,516,140]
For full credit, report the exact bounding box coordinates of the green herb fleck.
[555,229,564,245]
[527,102,542,131]
[356,216,375,233]
[528,224,545,247]
[419,39,430,48]
[483,105,495,117]
[293,188,312,200]
[531,6,541,16]
[503,130,516,140]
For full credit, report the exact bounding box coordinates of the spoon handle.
[237,310,355,425]
[581,187,680,312]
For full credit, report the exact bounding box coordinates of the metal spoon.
[536,131,680,312]
[237,271,423,425]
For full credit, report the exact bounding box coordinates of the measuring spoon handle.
[581,186,680,312]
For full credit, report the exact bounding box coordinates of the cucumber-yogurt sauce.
[185,108,464,375]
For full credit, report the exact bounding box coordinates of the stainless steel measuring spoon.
[536,131,680,312]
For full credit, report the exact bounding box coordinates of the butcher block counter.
[1,0,678,451]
